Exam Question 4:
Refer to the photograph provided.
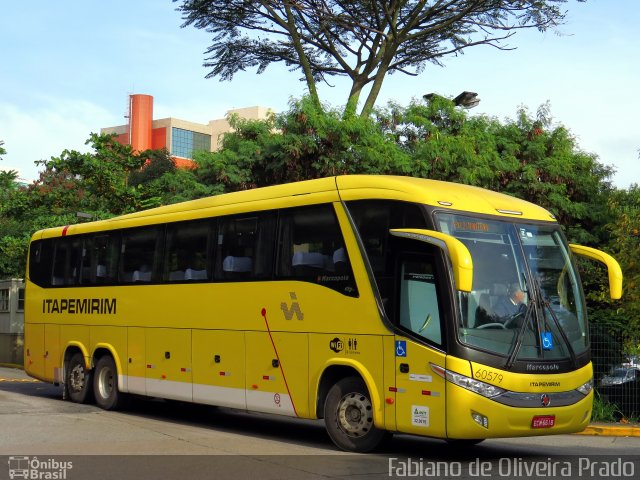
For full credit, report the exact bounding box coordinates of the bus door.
[393,255,447,437]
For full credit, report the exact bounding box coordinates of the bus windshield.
[435,213,588,362]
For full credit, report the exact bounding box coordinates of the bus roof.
[34,175,555,239]
[336,175,555,221]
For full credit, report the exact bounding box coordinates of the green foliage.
[194,98,411,191]
[378,98,613,244]
[129,149,176,187]
[137,168,221,210]
[591,391,623,423]
[586,186,640,344]
[33,132,146,215]
[0,234,28,278]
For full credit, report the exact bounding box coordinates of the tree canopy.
[176,0,582,115]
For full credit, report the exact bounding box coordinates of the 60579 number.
[474,369,504,384]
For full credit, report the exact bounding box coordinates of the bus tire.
[66,352,93,404]
[324,377,389,452]
[93,355,126,410]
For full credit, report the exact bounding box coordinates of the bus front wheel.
[66,352,93,404]
[324,377,390,452]
[93,355,126,410]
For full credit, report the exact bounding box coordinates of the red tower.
[128,94,153,153]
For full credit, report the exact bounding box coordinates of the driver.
[494,284,526,321]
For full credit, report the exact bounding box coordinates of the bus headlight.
[431,364,506,399]
[576,378,593,396]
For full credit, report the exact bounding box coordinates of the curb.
[0,363,23,369]
[577,424,640,437]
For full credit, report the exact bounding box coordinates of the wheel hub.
[337,392,373,437]
[69,364,85,392]
[97,367,113,399]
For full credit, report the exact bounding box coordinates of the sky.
[1,0,638,188]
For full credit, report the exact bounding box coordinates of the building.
[101,94,272,167]
[0,278,24,365]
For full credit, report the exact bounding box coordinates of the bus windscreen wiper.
[505,300,535,369]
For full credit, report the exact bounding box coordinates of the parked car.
[622,355,640,370]
[599,367,638,387]
[598,366,640,418]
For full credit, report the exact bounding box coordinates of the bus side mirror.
[569,244,623,300]
[390,228,473,292]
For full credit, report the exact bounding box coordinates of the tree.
[176,0,581,116]
[193,97,411,190]
[33,132,148,215]
[379,97,613,243]
[596,187,640,330]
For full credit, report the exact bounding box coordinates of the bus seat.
[292,251,328,276]
[96,264,107,278]
[222,256,253,273]
[185,268,207,280]
[292,252,327,268]
[333,248,347,273]
[132,270,151,282]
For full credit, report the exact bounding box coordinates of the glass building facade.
[171,128,211,159]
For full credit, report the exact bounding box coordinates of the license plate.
[532,415,555,428]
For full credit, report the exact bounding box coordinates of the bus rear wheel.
[324,377,390,452]
[93,355,126,410]
[66,352,93,404]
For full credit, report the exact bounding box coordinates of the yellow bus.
[24,175,622,452]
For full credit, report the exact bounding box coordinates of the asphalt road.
[1,366,639,480]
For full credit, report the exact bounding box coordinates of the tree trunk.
[359,58,392,118]
[283,3,322,111]
[344,79,366,118]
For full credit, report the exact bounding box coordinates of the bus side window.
[79,234,119,285]
[51,238,81,286]
[216,212,275,281]
[276,204,358,297]
[29,239,54,287]
[347,200,427,312]
[120,227,159,283]
[398,256,443,346]
[79,237,94,285]
[164,220,212,282]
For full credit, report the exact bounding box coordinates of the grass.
[591,391,624,422]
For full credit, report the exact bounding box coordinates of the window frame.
[275,204,358,297]
[0,288,9,312]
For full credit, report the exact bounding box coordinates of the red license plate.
[532,415,555,428]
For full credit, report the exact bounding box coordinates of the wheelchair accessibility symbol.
[395,340,407,357]
[541,332,553,351]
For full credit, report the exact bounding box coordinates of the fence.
[590,324,640,420]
